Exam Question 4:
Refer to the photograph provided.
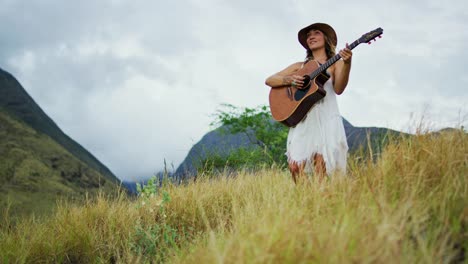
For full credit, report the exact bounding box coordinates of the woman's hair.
[305,32,336,62]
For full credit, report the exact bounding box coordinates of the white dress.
[286,73,348,175]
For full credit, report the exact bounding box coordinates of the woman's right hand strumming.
[287,75,305,89]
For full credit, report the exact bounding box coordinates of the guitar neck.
[310,39,360,79]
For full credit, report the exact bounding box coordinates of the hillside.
[0,67,118,183]
[0,67,125,217]
[175,126,254,176]
[0,110,122,217]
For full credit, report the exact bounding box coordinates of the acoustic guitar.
[269,27,383,127]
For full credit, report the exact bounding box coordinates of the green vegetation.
[204,104,288,171]
[1,128,466,263]
[0,110,121,219]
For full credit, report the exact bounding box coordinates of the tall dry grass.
[0,129,466,263]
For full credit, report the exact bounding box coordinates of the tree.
[204,104,288,171]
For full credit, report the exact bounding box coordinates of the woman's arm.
[333,44,353,95]
[265,62,304,88]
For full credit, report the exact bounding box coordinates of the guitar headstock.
[358,27,383,45]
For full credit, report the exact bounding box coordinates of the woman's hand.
[333,43,353,94]
[339,43,353,64]
[286,75,305,89]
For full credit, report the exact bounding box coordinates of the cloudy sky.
[1,0,467,181]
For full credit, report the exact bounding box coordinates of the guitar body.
[269,60,330,127]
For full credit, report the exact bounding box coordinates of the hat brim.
[298,23,337,50]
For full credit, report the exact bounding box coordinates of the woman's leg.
[288,161,305,184]
[313,153,327,182]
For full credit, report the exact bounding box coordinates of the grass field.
[1,129,466,263]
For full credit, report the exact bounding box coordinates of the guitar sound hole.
[294,75,311,101]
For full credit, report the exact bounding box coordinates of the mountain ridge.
[0,67,118,183]
[0,67,124,217]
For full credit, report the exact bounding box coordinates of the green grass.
[1,129,466,263]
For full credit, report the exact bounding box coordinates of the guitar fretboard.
[309,39,360,79]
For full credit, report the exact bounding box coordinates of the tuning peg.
[368,42,371,45]
[378,35,382,38]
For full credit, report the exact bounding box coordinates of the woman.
[265,23,352,183]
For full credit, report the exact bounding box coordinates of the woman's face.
[306,29,325,50]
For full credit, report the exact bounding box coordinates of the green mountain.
[0,68,117,182]
[0,68,123,217]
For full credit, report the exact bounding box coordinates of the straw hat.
[298,23,337,49]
